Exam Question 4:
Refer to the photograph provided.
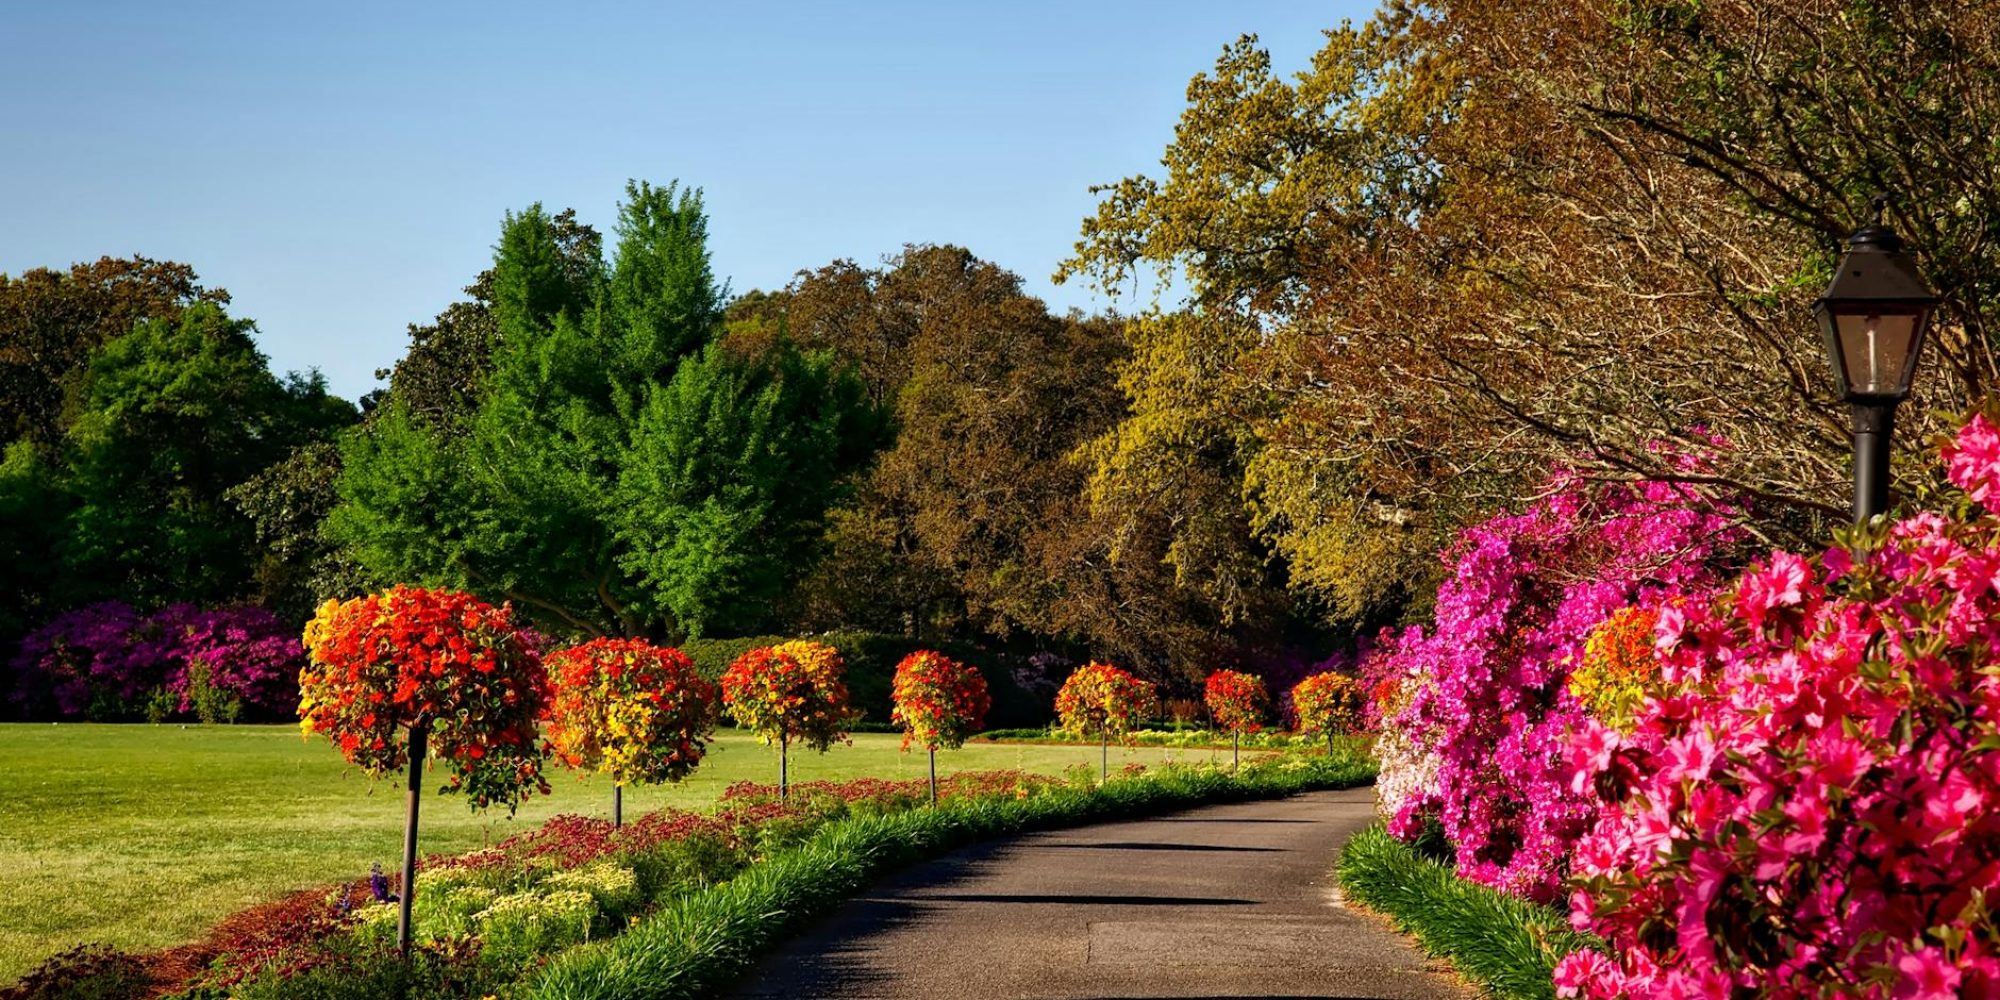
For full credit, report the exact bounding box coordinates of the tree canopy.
[331,181,879,640]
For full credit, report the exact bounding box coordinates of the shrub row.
[8,603,303,723]
[1335,825,1600,1000]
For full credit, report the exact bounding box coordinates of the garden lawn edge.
[1335,825,1601,1000]
[524,757,1375,1000]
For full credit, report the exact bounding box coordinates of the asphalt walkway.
[724,786,1467,999]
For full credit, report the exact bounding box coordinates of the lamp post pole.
[1851,403,1894,524]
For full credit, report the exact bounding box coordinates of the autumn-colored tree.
[889,649,992,803]
[772,245,1128,643]
[298,586,549,953]
[719,639,856,798]
[1054,661,1159,781]
[1064,5,2000,623]
[543,638,717,825]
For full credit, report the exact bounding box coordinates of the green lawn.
[0,723,1235,981]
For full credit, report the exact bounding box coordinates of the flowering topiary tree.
[298,585,549,954]
[1375,466,1738,900]
[1203,669,1267,771]
[889,650,992,803]
[543,638,717,826]
[1290,671,1363,754]
[1054,661,1159,781]
[1553,413,2000,998]
[720,639,855,799]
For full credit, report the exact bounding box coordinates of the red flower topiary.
[1291,671,1362,747]
[720,640,856,796]
[1203,669,1268,736]
[543,638,717,823]
[890,650,991,752]
[1055,662,1159,781]
[299,586,549,811]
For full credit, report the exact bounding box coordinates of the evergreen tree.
[332,181,879,640]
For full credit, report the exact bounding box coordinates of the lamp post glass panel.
[1813,217,1939,523]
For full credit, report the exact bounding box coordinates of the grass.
[0,722,1243,981]
[524,755,1375,1000]
[1334,825,1601,1000]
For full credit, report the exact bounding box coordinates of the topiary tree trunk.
[397,723,428,957]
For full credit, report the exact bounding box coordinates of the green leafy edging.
[524,757,1376,1000]
[1335,825,1603,1000]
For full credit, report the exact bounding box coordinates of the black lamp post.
[1813,214,1939,523]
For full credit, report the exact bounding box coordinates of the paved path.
[725,786,1467,1000]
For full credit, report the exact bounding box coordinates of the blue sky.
[1,2,1373,400]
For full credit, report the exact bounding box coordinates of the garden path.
[724,786,1467,999]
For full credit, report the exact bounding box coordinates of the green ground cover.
[0,723,1235,981]
[1336,825,1600,1000]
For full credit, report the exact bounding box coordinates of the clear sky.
[1,1,1374,401]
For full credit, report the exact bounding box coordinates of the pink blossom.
[1894,945,1963,1000]
[1943,412,2000,507]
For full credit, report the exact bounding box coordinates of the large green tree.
[61,303,356,608]
[331,181,878,640]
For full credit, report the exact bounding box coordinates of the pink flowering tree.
[1554,413,2000,998]
[1376,466,1740,900]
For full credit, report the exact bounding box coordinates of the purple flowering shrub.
[9,603,303,722]
[1376,467,1741,901]
[9,602,152,719]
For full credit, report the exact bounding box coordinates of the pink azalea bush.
[1377,469,1739,900]
[1555,414,2000,998]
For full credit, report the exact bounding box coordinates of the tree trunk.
[928,748,938,806]
[613,784,623,827]
[1101,735,1109,784]
[780,732,790,801]
[1232,730,1240,774]
[397,723,428,958]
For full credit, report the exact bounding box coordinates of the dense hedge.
[682,631,1050,729]
[1335,825,1599,1000]
[525,755,1375,1000]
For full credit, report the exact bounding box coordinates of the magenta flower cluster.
[1375,468,1739,900]
[1552,414,2000,997]
[10,602,304,721]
